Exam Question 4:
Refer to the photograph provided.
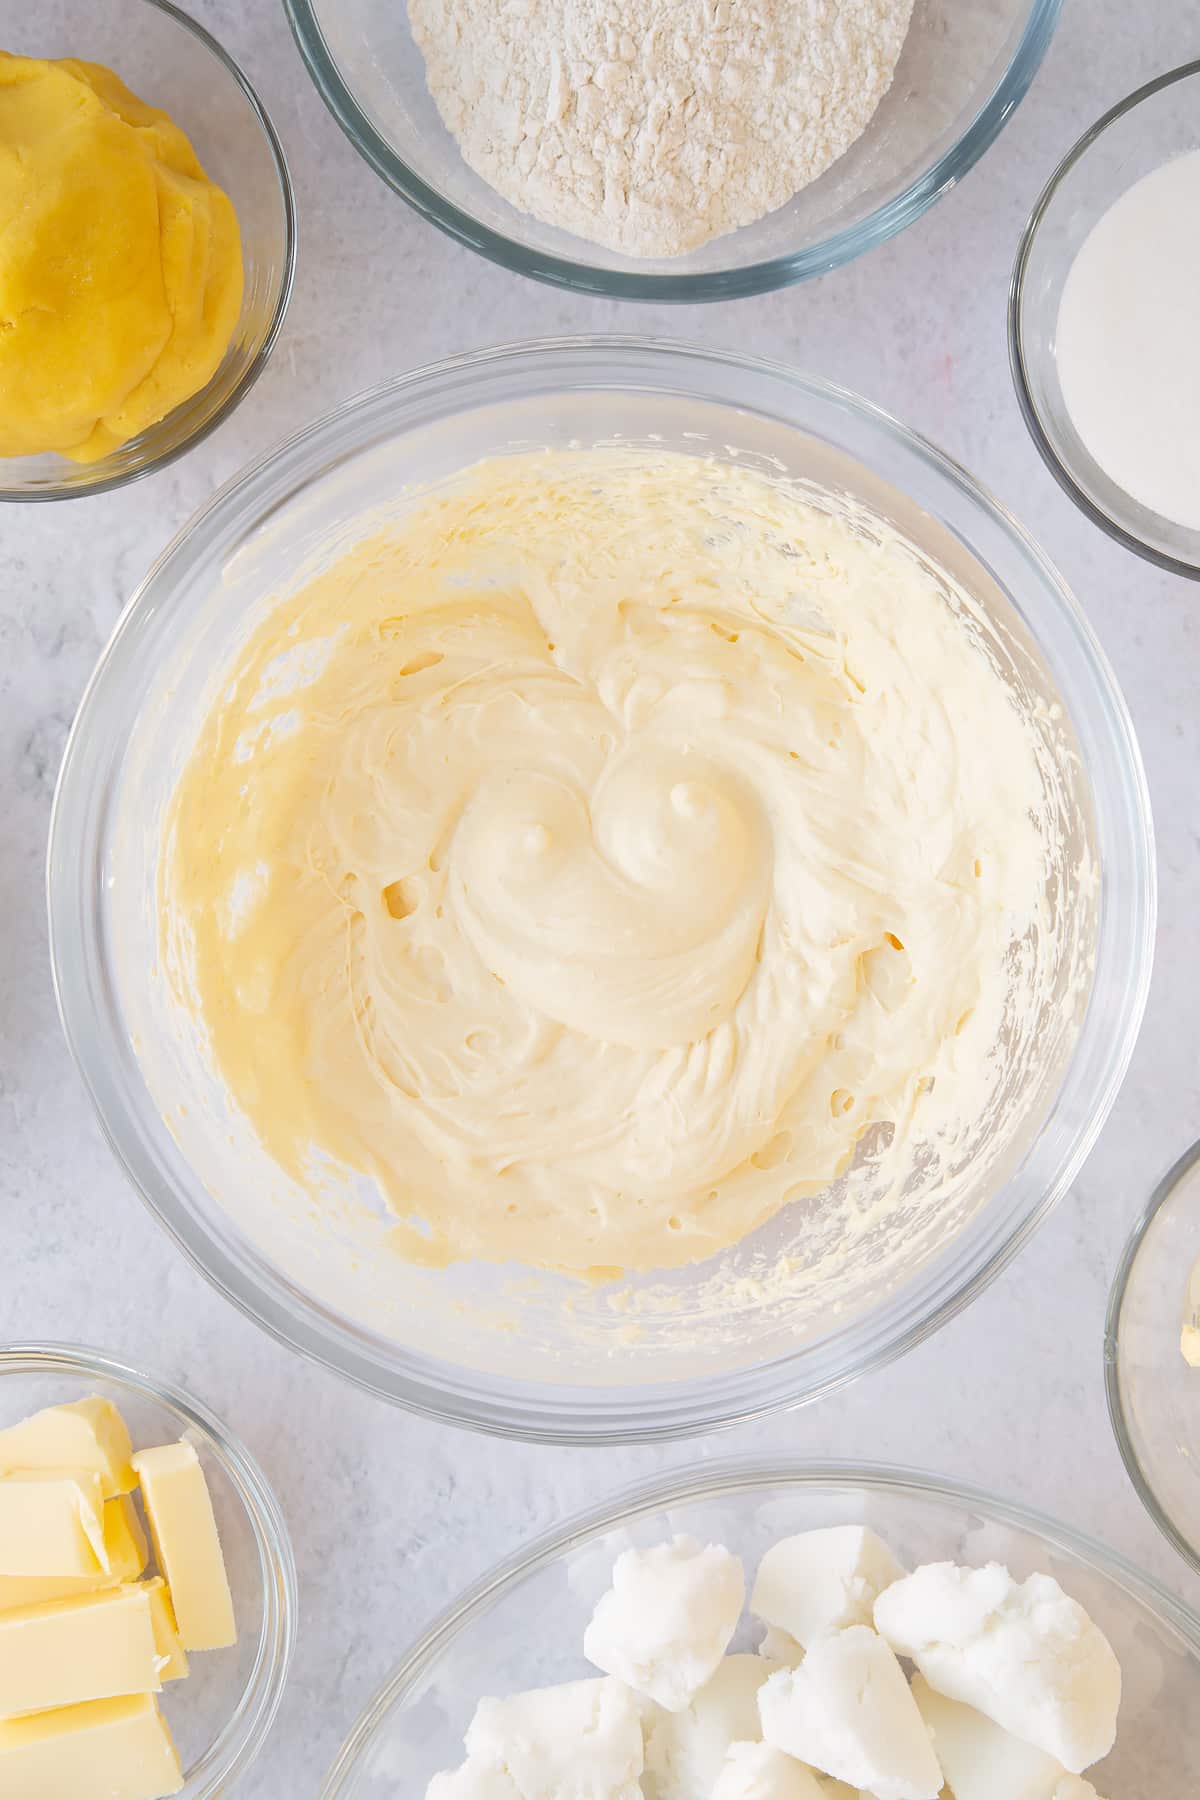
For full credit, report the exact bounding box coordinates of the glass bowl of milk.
[1010,60,1200,579]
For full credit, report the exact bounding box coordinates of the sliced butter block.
[0,1492,147,1611]
[0,1397,136,1498]
[132,1440,236,1650]
[139,1577,189,1682]
[109,1490,151,1577]
[0,1469,107,1576]
[0,1584,161,1717]
[0,1693,183,1799]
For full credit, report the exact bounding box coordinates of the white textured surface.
[1,0,1198,1791]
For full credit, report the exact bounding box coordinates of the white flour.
[407,0,916,257]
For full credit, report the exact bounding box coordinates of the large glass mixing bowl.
[284,0,1061,299]
[321,1461,1200,1797]
[48,340,1154,1443]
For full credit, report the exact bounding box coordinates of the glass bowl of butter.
[48,339,1155,1442]
[320,1459,1200,1797]
[0,1342,296,1796]
[0,0,295,501]
[1107,1138,1200,1579]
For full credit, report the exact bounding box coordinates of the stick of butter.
[0,1398,136,1498]
[0,1492,147,1612]
[139,1577,189,1683]
[0,1693,183,1799]
[0,1584,161,1716]
[131,1441,236,1651]
[0,1469,108,1576]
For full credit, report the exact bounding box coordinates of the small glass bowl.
[1106,1138,1200,1578]
[0,0,296,502]
[285,0,1061,301]
[0,1342,297,1795]
[320,1458,1200,1795]
[1010,61,1200,579]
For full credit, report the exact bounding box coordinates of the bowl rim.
[1008,57,1200,581]
[1105,1134,1200,1579]
[47,335,1156,1445]
[0,1339,298,1793]
[320,1453,1200,1796]
[0,0,298,505]
[282,0,1062,301]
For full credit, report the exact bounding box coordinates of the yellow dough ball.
[0,52,243,461]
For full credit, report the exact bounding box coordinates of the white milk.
[1056,147,1200,531]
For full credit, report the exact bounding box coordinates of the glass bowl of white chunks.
[323,1459,1200,1798]
[0,1343,295,1799]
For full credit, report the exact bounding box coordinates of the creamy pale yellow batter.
[162,451,1048,1277]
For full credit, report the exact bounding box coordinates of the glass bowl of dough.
[0,1342,296,1796]
[1106,1137,1200,1579]
[321,1459,1200,1797]
[48,338,1153,1442]
[283,0,1061,300]
[0,0,295,502]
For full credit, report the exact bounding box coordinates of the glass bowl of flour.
[48,339,1153,1441]
[283,0,1061,298]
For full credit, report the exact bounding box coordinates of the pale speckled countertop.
[2,0,1199,1791]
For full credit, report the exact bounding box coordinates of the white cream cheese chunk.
[643,1653,778,1797]
[584,1536,744,1712]
[913,1673,1089,1799]
[451,1676,643,1799]
[757,1626,804,1665]
[874,1563,1120,1773]
[758,1625,942,1800]
[427,1758,521,1798]
[711,1741,828,1799]
[751,1528,906,1651]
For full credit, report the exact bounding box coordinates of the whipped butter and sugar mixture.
[162,450,1049,1277]
[407,0,915,256]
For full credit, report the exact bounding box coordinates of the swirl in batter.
[162,451,1048,1275]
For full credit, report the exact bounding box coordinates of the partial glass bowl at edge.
[321,1460,1200,1797]
[285,0,1061,300]
[48,338,1155,1445]
[0,0,295,502]
[0,1343,296,1796]
[1010,60,1200,579]
[1107,1138,1200,1578]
